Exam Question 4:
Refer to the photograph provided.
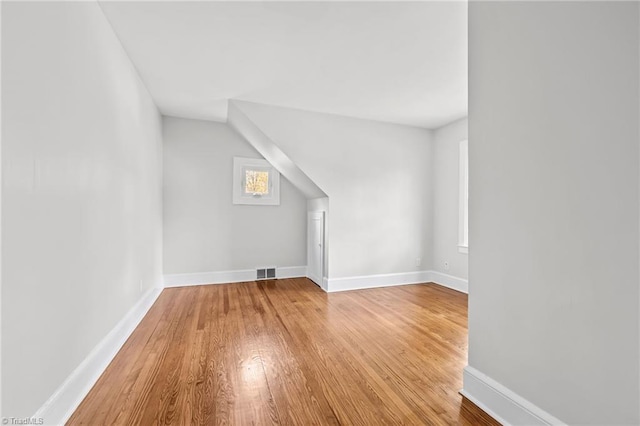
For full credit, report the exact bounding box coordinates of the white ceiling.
[98,1,467,129]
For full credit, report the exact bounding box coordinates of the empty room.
[2,1,640,425]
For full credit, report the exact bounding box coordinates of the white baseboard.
[34,286,163,426]
[461,366,566,426]
[428,270,468,293]
[325,270,468,294]
[164,269,255,287]
[163,266,307,288]
[277,266,307,279]
[163,268,467,294]
[327,271,431,292]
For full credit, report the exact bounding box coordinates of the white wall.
[468,2,639,424]
[2,2,163,418]
[163,116,307,274]
[432,117,468,280]
[235,101,433,279]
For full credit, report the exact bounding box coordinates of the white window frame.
[458,140,469,254]
[232,157,280,205]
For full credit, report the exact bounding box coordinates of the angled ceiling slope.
[227,101,327,200]
[98,1,468,129]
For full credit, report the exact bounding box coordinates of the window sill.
[458,245,468,254]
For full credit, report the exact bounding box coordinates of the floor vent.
[257,267,276,280]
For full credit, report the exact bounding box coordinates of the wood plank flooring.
[68,278,498,425]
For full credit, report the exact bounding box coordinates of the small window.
[233,157,280,205]
[459,140,469,253]
[245,170,269,195]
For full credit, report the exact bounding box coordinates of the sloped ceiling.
[98,1,467,129]
[227,100,327,199]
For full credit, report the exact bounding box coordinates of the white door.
[307,211,324,287]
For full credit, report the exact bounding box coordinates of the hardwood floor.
[68,279,498,425]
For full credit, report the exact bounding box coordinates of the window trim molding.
[232,157,280,205]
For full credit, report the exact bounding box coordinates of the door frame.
[307,211,325,288]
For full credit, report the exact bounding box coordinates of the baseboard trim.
[33,286,163,426]
[277,266,307,279]
[327,271,431,292]
[163,266,307,288]
[325,270,468,294]
[164,269,467,294]
[461,366,566,426]
[428,270,468,293]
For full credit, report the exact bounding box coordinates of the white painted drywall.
[162,117,307,274]
[468,2,639,424]
[2,2,163,417]
[235,101,433,279]
[98,1,468,128]
[432,117,468,280]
